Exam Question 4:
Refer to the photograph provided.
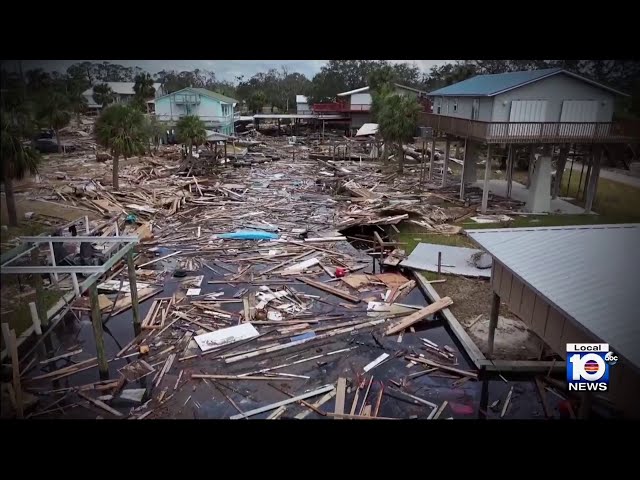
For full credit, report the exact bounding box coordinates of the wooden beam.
[297,276,361,303]
[89,283,108,374]
[478,359,565,373]
[334,377,346,418]
[405,355,478,379]
[384,297,453,336]
[459,138,468,200]
[481,143,492,214]
[413,273,485,369]
[487,292,500,359]
[229,384,334,419]
[8,329,24,418]
[442,137,450,187]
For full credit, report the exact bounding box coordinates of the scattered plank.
[192,374,295,381]
[295,389,337,419]
[501,386,514,418]
[39,348,83,366]
[8,329,24,418]
[78,391,123,417]
[297,276,361,303]
[405,356,478,379]
[385,297,453,335]
[334,377,347,418]
[229,384,335,419]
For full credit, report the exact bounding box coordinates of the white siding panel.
[559,100,599,137]
[507,100,548,136]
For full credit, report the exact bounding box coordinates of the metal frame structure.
[1,233,140,374]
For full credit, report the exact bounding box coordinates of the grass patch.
[0,286,62,348]
[561,172,640,220]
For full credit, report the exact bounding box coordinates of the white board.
[559,100,598,137]
[194,323,260,352]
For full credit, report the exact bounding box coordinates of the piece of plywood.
[194,323,260,352]
[341,274,371,289]
[297,277,361,303]
[334,377,347,418]
[229,384,335,419]
[376,272,409,289]
[401,243,491,278]
[385,297,453,336]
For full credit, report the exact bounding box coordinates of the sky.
[16,60,453,82]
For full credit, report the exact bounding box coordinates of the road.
[564,161,640,189]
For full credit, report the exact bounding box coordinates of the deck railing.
[419,113,640,144]
[153,114,235,125]
[312,102,371,113]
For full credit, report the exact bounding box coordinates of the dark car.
[31,131,76,153]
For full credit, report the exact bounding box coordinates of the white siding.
[505,100,548,136]
[350,92,372,107]
[559,100,600,137]
[492,73,614,122]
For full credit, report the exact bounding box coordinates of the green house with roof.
[155,87,239,135]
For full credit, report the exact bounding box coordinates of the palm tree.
[93,83,115,109]
[133,73,156,113]
[67,89,88,125]
[95,105,146,190]
[375,90,421,173]
[1,109,41,226]
[176,115,206,159]
[36,92,71,153]
[145,115,165,154]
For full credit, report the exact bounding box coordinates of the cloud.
[16,59,453,82]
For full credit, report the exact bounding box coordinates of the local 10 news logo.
[567,343,617,392]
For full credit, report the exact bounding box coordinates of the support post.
[71,272,80,297]
[420,138,426,185]
[30,248,48,327]
[565,144,575,197]
[224,142,227,165]
[322,120,325,139]
[459,138,468,201]
[29,302,42,335]
[442,137,450,187]
[481,143,492,214]
[487,292,500,359]
[506,144,513,198]
[527,146,536,188]
[553,145,569,199]
[127,250,141,334]
[8,328,24,419]
[576,148,588,199]
[89,283,109,375]
[85,216,90,235]
[429,138,436,181]
[584,146,602,213]
[48,241,59,283]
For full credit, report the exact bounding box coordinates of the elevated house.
[154,87,239,136]
[83,82,165,112]
[313,83,430,134]
[421,68,639,213]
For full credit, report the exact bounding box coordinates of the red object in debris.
[449,402,474,415]
[335,267,346,277]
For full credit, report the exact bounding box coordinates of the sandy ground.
[431,274,544,360]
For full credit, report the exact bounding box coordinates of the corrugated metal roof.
[156,87,238,105]
[82,82,163,96]
[466,224,640,372]
[338,83,427,97]
[428,68,628,97]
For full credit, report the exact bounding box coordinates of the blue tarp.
[216,230,279,240]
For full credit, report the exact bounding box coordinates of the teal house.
[155,87,239,135]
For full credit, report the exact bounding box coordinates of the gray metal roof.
[466,224,640,372]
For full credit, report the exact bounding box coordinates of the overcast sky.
[17,60,453,82]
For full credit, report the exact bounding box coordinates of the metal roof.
[296,95,308,103]
[466,224,640,372]
[338,83,427,97]
[428,68,628,97]
[156,87,238,105]
[82,82,163,97]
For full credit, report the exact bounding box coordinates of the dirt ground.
[430,273,544,360]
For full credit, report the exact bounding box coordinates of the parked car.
[31,131,76,153]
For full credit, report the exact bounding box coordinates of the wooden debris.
[501,386,514,418]
[297,276,361,303]
[385,297,453,336]
[334,377,347,418]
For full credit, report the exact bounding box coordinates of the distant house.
[83,82,165,112]
[296,95,310,114]
[313,83,429,132]
[154,87,239,136]
[419,68,636,215]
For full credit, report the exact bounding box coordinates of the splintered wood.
[141,298,171,329]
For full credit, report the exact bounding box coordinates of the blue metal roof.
[428,68,564,96]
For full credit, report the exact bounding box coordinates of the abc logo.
[569,353,607,381]
[605,351,618,366]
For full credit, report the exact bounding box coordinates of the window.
[436,97,442,114]
[453,98,458,112]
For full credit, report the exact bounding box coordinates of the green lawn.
[561,173,640,220]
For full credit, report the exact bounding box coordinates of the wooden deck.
[419,113,640,144]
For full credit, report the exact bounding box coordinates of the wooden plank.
[334,377,347,418]
[8,329,24,418]
[29,356,98,381]
[267,406,287,420]
[414,273,485,369]
[137,250,182,268]
[191,374,294,381]
[297,276,361,303]
[405,356,478,379]
[384,296,453,336]
[535,377,551,418]
[78,391,123,417]
[39,348,83,365]
[326,412,399,420]
[433,400,448,419]
[295,389,337,419]
[229,384,335,419]
[501,386,514,418]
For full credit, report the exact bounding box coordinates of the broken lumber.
[334,377,347,418]
[405,356,478,379]
[78,391,123,417]
[384,297,453,335]
[229,384,334,419]
[297,276,361,303]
